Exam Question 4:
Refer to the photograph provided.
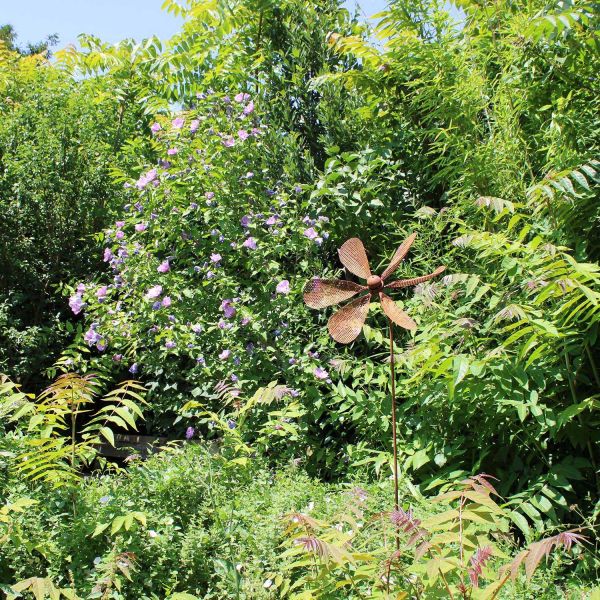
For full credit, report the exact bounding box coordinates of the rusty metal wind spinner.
[304,234,445,547]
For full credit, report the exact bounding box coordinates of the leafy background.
[0,0,599,597]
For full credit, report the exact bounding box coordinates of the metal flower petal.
[328,294,371,344]
[379,292,416,331]
[386,266,446,289]
[338,238,372,279]
[381,232,417,280]
[304,278,366,309]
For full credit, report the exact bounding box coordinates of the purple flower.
[210,253,222,263]
[220,299,236,319]
[242,237,257,250]
[191,323,203,334]
[162,296,172,308]
[76,283,86,294]
[205,191,215,200]
[243,101,254,115]
[97,286,108,301]
[206,271,215,279]
[69,294,85,315]
[151,122,161,133]
[238,129,249,140]
[265,215,277,226]
[240,215,251,228]
[303,227,318,240]
[172,117,185,129]
[129,363,139,374]
[115,221,125,228]
[222,136,235,147]
[136,168,158,190]
[185,426,195,439]
[245,171,254,179]
[219,349,231,360]
[227,419,237,429]
[246,343,255,353]
[234,92,250,103]
[289,358,297,365]
[165,341,176,349]
[231,374,238,382]
[115,230,125,240]
[103,248,113,262]
[146,285,163,299]
[152,301,162,310]
[190,119,200,132]
[167,148,178,156]
[135,223,147,232]
[314,367,329,380]
[196,356,206,365]
[112,354,123,362]
[157,260,170,273]
[241,317,251,326]
[276,280,290,294]
[84,326,101,346]
[96,340,107,352]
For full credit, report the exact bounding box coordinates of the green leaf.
[411,449,430,471]
[453,356,470,386]
[114,407,138,430]
[111,516,126,535]
[509,510,531,537]
[92,522,110,537]
[99,427,115,447]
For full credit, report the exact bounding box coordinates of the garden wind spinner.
[304,234,445,547]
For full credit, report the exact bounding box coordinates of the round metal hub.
[367,275,383,291]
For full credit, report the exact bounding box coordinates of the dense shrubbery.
[0,437,592,599]
[0,52,145,385]
[0,0,599,596]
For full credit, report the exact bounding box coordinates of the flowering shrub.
[70,93,341,433]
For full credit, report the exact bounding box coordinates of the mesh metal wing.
[338,238,372,279]
[386,266,446,289]
[379,292,416,331]
[304,278,365,309]
[328,294,371,344]
[381,232,417,281]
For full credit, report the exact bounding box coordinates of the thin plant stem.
[586,345,600,388]
[388,317,400,551]
[489,571,511,600]
[439,568,455,600]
